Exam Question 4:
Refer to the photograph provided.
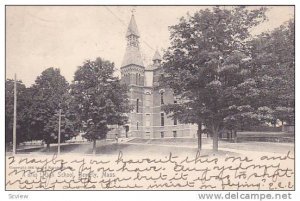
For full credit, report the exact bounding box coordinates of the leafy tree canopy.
[70,57,131,144]
[161,6,268,150]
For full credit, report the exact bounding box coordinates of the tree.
[161,6,267,151]
[29,67,74,150]
[5,79,31,145]
[247,19,294,126]
[70,57,131,154]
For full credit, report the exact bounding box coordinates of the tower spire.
[153,49,162,61]
[126,12,140,38]
[121,13,144,67]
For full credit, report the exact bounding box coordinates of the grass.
[11,131,294,156]
[16,142,237,157]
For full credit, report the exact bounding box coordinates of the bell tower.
[121,13,145,86]
[121,13,145,137]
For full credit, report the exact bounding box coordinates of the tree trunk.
[197,122,202,150]
[212,126,218,152]
[233,129,237,143]
[92,139,96,155]
[47,142,50,152]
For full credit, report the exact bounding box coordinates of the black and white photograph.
[4,5,295,192]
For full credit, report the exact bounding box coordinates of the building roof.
[152,50,162,61]
[126,14,140,37]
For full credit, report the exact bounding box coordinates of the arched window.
[145,93,151,107]
[174,117,177,125]
[146,114,150,127]
[136,99,139,113]
[136,73,138,85]
[160,92,164,105]
[173,131,177,138]
[138,74,141,85]
[161,113,164,126]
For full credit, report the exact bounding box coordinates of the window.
[146,114,150,127]
[137,122,139,130]
[136,99,139,113]
[161,113,164,126]
[160,92,164,105]
[123,74,127,84]
[161,132,164,138]
[145,94,151,107]
[136,73,138,85]
[173,131,177,138]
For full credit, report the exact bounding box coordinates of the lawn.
[17,142,236,156]
[13,136,294,157]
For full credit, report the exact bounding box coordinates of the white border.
[0,1,298,201]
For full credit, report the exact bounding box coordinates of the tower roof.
[152,50,162,61]
[126,14,140,37]
[121,46,144,67]
[121,13,144,67]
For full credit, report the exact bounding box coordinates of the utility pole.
[13,74,17,155]
[197,122,202,151]
[58,108,62,155]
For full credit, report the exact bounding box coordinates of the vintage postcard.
[5,5,295,191]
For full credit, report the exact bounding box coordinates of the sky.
[6,6,294,87]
